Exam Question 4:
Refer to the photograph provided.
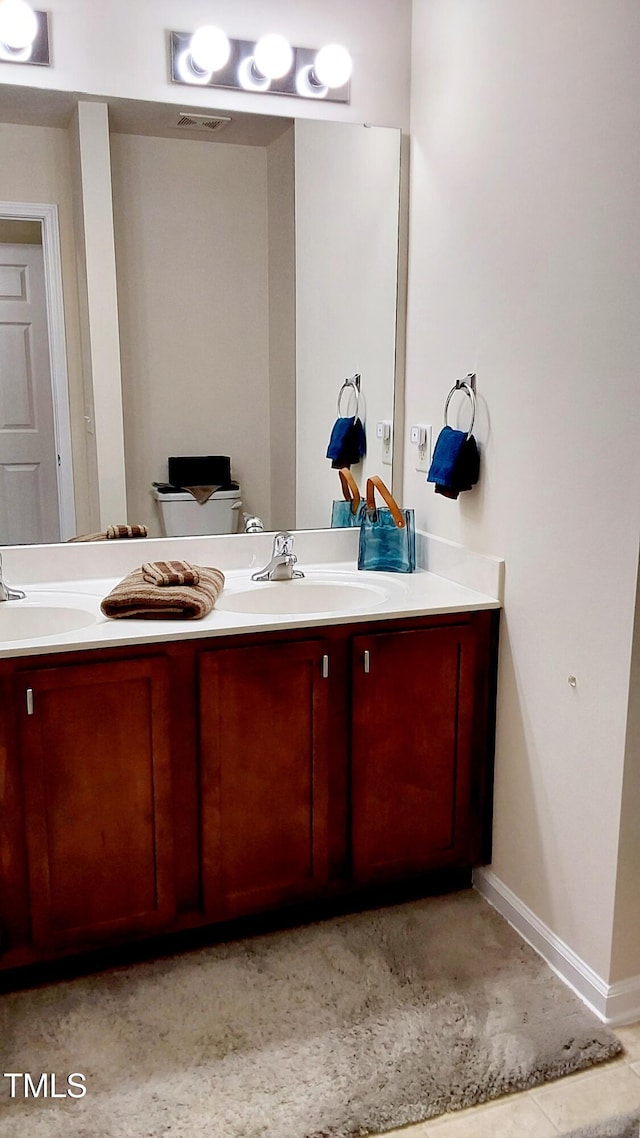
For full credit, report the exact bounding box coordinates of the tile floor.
[378,1022,640,1138]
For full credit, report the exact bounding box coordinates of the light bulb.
[238,54,270,92]
[189,25,230,73]
[0,0,38,50]
[253,33,293,80]
[295,66,327,100]
[313,43,352,89]
[176,48,212,85]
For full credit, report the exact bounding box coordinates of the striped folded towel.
[100,563,224,620]
[68,524,148,542]
[106,524,148,540]
[142,560,200,587]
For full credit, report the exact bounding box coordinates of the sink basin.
[0,604,99,642]
[216,579,390,616]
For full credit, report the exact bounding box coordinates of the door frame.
[0,200,76,540]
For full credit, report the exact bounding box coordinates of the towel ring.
[337,374,361,419]
[444,376,476,439]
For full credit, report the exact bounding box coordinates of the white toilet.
[151,486,242,537]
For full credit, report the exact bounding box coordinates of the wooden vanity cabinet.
[15,657,175,952]
[0,608,497,971]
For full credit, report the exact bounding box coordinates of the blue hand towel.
[427,426,467,485]
[327,417,354,461]
[427,425,480,498]
[327,416,366,469]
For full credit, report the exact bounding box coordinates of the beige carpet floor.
[0,890,621,1138]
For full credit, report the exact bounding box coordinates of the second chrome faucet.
[0,553,26,602]
[251,532,304,582]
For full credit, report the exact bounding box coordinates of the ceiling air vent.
[176,112,232,133]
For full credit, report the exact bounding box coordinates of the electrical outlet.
[377,420,393,466]
[412,424,432,472]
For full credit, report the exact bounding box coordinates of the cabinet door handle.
[322,654,330,679]
[26,688,34,715]
[363,650,370,674]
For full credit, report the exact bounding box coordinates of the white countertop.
[0,531,503,660]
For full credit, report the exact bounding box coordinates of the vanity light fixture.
[169,28,352,103]
[0,0,49,65]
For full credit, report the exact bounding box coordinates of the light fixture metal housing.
[0,6,50,65]
[169,31,350,104]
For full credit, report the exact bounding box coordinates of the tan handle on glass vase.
[365,476,406,529]
[338,468,361,516]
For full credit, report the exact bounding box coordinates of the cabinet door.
[351,624,479,882]
[199,640,330,918]
[18,657,175,950]
[0,665,30,962]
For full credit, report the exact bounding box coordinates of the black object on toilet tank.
[168,456,232,488]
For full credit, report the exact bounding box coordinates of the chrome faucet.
[243,512,264,534]
[251,531,304,582]
[0,553,26,602]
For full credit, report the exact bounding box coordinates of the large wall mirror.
[0,84,402,544]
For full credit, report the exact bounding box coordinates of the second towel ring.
[444,375,476,439]
[337,374,361,418]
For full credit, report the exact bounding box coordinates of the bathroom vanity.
[0,530,502,972]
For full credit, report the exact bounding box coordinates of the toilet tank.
[151,487,242,537]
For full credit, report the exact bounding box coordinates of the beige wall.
[110,132,271,533]
[72,102,126,531]
[267,126,296,532]
[0,122,93,533]
[406,0,640,982]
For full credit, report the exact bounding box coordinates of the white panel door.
[0,243,60,544]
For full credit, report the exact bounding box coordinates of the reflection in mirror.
[0,88,402,542]
[294,119,401,529]
[109,108,298,537]
[0,201,77,544]
[0,218,57,543]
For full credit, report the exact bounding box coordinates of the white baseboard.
[473,867,640,1026]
